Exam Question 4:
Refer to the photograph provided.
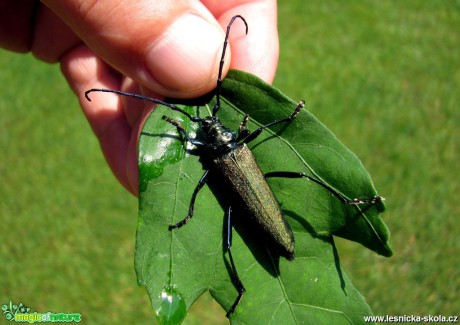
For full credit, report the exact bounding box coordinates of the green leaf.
[221,70,391,256]
[136,70,391,324]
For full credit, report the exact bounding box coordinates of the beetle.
[85,15,383,317]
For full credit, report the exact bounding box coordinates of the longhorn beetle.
[85,15,383,317]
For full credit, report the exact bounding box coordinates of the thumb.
[42,0,228,98]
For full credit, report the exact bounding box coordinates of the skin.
[0,0,279,195]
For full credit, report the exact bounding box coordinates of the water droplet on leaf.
[155,286,186,325]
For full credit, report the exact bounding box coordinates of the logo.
[1,301,81,323]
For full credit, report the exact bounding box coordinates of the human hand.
[0,0,279,195]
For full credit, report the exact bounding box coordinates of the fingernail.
[146,14,225,95]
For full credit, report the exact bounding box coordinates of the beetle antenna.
[85,89,202,122]
[213,15,248,117]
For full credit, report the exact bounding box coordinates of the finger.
[0,0,37,52]
[118,78,158,129]
[60,45,137,195]
[31,4,81,63]
[42,0,229,99]
[202,0,279,84]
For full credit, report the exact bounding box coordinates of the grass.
[276,0,459,318]
[0,0,458,323]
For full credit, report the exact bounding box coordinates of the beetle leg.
[265,171,384,204]
[243,100,305,144]
[162,116,207,147]
[225,206,245,317]
[236,114,250,141]
[239,114,250,132]
[169,170,210,230]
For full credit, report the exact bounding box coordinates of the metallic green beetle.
[85,15,383,317]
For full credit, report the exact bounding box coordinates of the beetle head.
[201,117,237,152]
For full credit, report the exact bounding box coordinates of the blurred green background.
[1,1,458,324]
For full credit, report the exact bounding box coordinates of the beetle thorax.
[201,116,238,153]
